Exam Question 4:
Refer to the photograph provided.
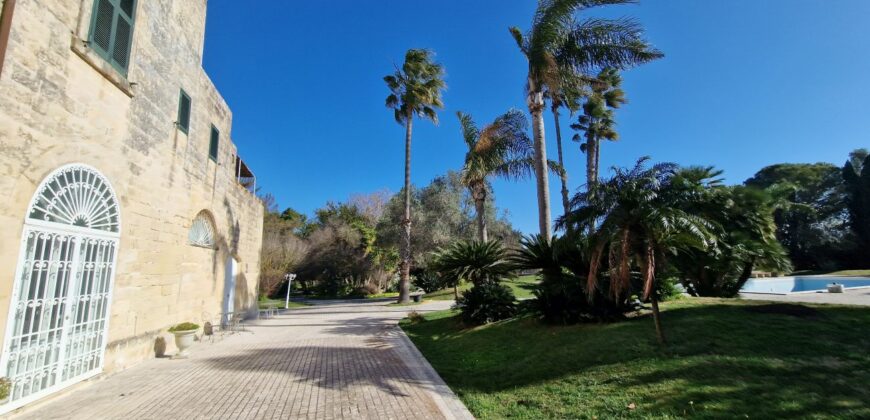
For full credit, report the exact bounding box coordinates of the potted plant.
[168,322,199,359]
[0,377,11,404]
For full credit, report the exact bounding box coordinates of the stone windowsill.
[70,35,135,97]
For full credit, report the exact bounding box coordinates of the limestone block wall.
[0,0,264,373]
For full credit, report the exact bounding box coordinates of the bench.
[410,291,424,303]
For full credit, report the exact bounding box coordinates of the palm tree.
[572,68,626,192]
[545,73,586,217]
[563,158,713,345]
[457,109,535,242]
[384,49,446,304]
[510,0,663,239]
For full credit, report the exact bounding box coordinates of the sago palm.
[384,49,446,303]
[563,157,713,345]
[430,240,514,299]
[457,109,535,242]
[572,68,626,191]
[510,0,663,239]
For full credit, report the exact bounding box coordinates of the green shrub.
[455,283,517,325]
[0,377,10,401]
[411,269,445,293]
[407,310,426,324]
[168,322,199,332]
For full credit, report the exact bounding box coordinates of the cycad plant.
[563,158,714,344]
[431,240,517,324]
[457,109,535,242]
[384,49,446,304]
[430,240,514,288]
[510,0,663,239]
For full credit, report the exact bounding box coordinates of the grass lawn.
[401,298,870,419]
[257,298,309,309]
[425,275,540,301]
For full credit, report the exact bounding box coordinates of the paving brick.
[8,300,473,420]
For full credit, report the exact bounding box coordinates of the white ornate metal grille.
[1,165,120,411]
[188,211,215,248]
[28,165,120,232]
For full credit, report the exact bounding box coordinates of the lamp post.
[284,273,297,309]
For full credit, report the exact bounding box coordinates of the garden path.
[8,299,472,420]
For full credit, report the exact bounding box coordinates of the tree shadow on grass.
[403,300,870,418]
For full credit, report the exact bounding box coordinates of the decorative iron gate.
[1,164,120,410]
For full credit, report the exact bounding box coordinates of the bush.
[455,283,517,325]
[411,269,445,293]
[168,322,199,332]
[533,274,637,324]
[0,377,10,401]
[406,311,426,324]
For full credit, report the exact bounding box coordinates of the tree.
[572,68,626,192]
[377,171,522,269]
[745,163,851,269]
[384,49,446,303]
[510,0,662,239]
[843,149,870,255]
[545,72,586,217]
[564,158,713,345]
[457,109,535,242]
[668,168,791,297]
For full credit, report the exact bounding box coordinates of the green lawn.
[424,275,540,301]
[257,298,309,309]
[401,298,870,419]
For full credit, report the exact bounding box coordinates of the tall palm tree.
[510,0,663,240]
[563,158,713,345]
[545,73,586,218]
[572,68,626,191]
[384,49,446,304]
[457,109,535,242]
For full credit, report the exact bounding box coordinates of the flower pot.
[171,329,197,359]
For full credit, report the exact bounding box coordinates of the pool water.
[741,276,870,295]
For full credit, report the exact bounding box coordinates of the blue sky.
[202,0,870,234]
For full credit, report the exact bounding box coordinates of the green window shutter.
[177,90,191,133]
[209,126,219,162]
[88,0,137,75]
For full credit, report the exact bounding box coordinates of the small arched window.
[188,211,216,248]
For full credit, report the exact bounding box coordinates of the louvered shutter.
[90,0,114,54]
[177,90,191,133]
[88,0,136,75]
[209,126,220,162]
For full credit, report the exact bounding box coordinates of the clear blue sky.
[202,0,870,234]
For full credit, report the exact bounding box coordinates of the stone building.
[0,0,264,411]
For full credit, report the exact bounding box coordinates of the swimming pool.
[741,276,870,295]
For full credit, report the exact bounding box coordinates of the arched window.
[188,211,216,248]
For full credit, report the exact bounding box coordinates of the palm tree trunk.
[399,113,413,304]
[552,105,570,217]
[650,290,667,346]
[475,198,488,242]
[585,134,596,191]
[585,133,596,235]
[528,89,552,239]
[593,137,601,182]
[472,183,489,242]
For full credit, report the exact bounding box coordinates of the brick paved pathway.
[9,300,472,420]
